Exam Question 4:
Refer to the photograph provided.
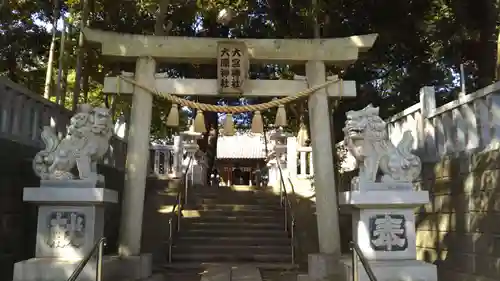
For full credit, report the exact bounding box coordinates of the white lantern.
[216,8,234,25]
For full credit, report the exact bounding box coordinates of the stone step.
[195,197,281,205]
[171,253,293,263]
[162,271,202,281]
[175,236,291,246]
[183,215,284,224]
[158,266,303,281]
[186,204,283,211]
[260,269,302,281]
[183,209,282,217]
[193,189,279,195]
[162,262,297,270]
[182,221,285,230]
[189,188,279,197]
[179,228,289,237]
[191,185,266,192]
[172,244,292,255]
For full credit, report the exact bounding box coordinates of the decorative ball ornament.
[216,8,234,25]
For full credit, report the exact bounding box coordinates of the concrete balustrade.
[0,77,127,170]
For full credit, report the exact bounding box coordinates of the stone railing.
[0,77,127,169]
[384,83,500,157]
[149,143,203,180]
[385,102,422,151]
[296,146,313,179]
[280,138,314,181]
[337,82,500,171]
[149,145,176,177]
[425,87,499,155]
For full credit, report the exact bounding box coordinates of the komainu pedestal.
[338,105,437,281]
[13,105,150,281]
[24,180,118,260]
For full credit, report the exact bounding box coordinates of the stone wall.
[335,149,500,280]
[0,139,125,281]
[99,165,125,255]
[0,139,39,281]
[416,150,500,281]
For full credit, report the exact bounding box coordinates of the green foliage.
[1,0,499,142]
[0,1,52,86]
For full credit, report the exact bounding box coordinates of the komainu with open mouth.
[343,104,421,190]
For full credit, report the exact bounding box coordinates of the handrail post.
[350,241,378,281]
[96,239,104,281]
[177,204,181,231]
[184,157,193,206]
[168,218,173,263]
[291,219,295,265]
[279,180,284,207]
[184,173,189,205]
[168,156,192,264]
[67,237,106,281]
[284,201,288,231]
[277,160,296,267]
[352,244,357,281]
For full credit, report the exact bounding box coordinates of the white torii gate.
[84,28,377,259]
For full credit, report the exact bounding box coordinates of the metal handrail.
[276,159,296,265]
[66,237,106,281]
[168,155,193,263]
[350,241,378,281]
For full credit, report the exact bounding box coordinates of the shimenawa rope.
[117,75,343,134]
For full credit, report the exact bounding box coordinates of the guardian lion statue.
[32,104,113,182]
[343,104,421,190]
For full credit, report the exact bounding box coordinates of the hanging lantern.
[216,8,234,25]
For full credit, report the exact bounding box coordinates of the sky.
[33,13,66,32]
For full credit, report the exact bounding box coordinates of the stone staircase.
[163,185,298,280]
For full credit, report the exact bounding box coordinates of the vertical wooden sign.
[217,41,248,94]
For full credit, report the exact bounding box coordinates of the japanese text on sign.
[217,42,248,94]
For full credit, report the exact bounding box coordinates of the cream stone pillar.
[119,56,156,256]
[306,61,341,255]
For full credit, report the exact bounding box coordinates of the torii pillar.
[84,28,377,266]
[118,56,155,256]
[307,61,341,255]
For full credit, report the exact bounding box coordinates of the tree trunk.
[195,102,219,185]
[72,0,90,111]
[154,0,171,36]
[60,23,72,105]
[6,53,18,82]
[474,0,499,88]
[82,51,91,103]
[43,0,60,99]
[195,17,224,185]
[154,0,172,77]
[55,17,66,104]
[203,114,218,184]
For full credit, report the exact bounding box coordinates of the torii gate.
[83,28,377,259]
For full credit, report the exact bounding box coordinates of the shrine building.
[215,134,267,186]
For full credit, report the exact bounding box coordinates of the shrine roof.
[216,134,266,159]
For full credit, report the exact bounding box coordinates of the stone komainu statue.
[32,104,114,181]
[343,104,421,188]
